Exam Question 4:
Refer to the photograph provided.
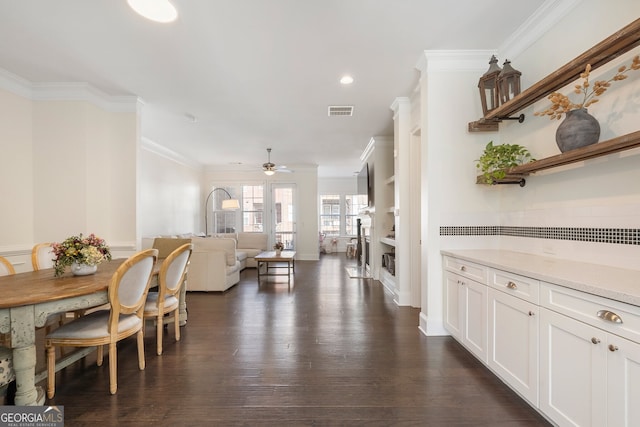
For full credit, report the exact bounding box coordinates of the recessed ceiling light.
[127,0,178,23]
[340,75,354,85]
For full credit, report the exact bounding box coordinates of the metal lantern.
[498,60,522,104]
[478,55,502,116]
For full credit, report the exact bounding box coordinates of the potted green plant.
[476,141,535,185]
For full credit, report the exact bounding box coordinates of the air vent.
[328,105,354,116]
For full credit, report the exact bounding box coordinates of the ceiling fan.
[262,148,292,175]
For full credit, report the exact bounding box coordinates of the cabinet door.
[540,308,607,427]
[462,278,488,362]
[444,271,463,340]
[607,335,640,427]
[488,288,539,405]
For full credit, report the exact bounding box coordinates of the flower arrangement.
[273,241,285,251]
[536,55,640,120]
[52,233,112,277]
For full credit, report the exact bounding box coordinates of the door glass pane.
[273,186,295,250]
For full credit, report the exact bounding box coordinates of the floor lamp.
[204,188,240,236]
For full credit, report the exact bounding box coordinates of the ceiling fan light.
[127,0,178,23]
[264,169,276,176]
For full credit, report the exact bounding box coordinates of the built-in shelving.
[476,118,640,186]
[472,18,640,186]
[380,237,396,247]
[468,18,640,132]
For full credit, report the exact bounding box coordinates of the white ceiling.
[0,0,547,177]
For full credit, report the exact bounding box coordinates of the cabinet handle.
[460,266,466,272]
[591,337,601,344]
[528,311,535,316]
[506,281,518,290]
[608,344,619,352]
[597,310,623,324]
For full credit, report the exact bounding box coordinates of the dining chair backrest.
[107,249,158,334]
[160,243,193,299]
[152,238,192,259]
[31,243,54,271]
[0,256,15,276]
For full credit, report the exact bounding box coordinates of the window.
[242,185,264,232]
[319,194,367,236]
[345,194,367,235]
[211,186,238,233]
[211,184,265,234]
[319,195,340,236]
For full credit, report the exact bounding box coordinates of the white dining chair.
[0,256,15,276]
[144,243,192,355]
[45,248,158,397]
[31,243,54,271]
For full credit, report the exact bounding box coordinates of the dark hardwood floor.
[42,254,551,426]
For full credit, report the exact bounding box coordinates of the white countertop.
[441,249,640,307]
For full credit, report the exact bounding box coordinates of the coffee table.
[255,251,296,287]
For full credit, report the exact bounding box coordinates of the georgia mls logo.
[0,405,64,427]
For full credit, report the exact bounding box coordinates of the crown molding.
[141,137,203,171]
[498,0,582,60]
[415,0,581,74]
[0,67,139,113]
[417,50,496,74]
[390,97,410,115]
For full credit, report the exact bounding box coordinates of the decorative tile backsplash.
[440,226,640,245]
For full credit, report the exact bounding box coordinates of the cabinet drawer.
[541,282,640,343]
[489,269,539,304]
[443,256,487,283]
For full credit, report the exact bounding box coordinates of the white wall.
[204,166,319,260]
[139,139,202,239]
[497,0,640,268]
[0,79,139,271]
[0,88,34,253]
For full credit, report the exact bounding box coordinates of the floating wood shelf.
[469,18,640,132]
[476,130,640,186]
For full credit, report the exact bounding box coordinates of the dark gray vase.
[555,108,600,153]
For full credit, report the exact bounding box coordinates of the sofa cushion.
[192,237,237,267]
[236,251,248,262]
[214,233,237,242]
[242,248,263,259]
[237,232,268,251]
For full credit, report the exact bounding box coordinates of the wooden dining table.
[0,259,125,405]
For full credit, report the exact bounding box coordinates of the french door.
[271,183,296,250]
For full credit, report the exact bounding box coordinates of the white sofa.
[142,236,241,292]
[188,238,240,292]
[211,232,268,268]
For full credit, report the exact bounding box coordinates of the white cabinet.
[488,288,539,405]
[443,263,488,362]
[540,283,640,427]
[540,307,607,427]
[607,334,640,427]
[462,278,488,362]
[444,271,463,340]
[443,251,640,427]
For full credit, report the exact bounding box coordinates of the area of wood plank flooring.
[41,254,551,426]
